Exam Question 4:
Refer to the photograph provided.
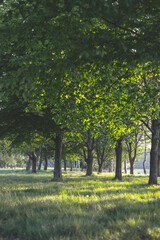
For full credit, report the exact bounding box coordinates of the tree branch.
[101,16,138,35]
[141,120,153,133]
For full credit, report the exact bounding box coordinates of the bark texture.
[83,136,94,176]
[54,134,62,180]
[26,157,32,171]
[38,145,42,170]
[96,146,105,173]
[44,148,48,170]
[64,158,67,171]
[115,139,122,180]
[108,158,113,172]
[127,133,138,175]
[27,149,37,173]
[98,163,103,173]
[86,149,93,176]
[149,118,160,184]
[158,140,160,177]
[70,161,73,171]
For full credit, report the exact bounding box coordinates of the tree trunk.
[70,161,73,171]
[143,141,147,175]
[86,148,93,176]
[130,162,134,174]
[124,160,127,174]
[27,150,37,173]
[38,145,42,170]
[97,146,105,173]
[98,163,103,173]
[158,140,160,177]
[26,157,32,171]
[64,158,67,171]
[115,139,122,180]
[54,134,62,180]
[149,118,160,184]
[86,160,93,176]
[44,148,48,170]
[32,156,37,173]
[108,158,113,172]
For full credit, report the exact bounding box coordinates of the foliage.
[0,140,27,168]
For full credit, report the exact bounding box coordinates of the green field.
[0,170,160,240]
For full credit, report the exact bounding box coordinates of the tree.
[0,0,159,183]
[115,139,122,180]
[125,130,143,174]
[95,134,113,173]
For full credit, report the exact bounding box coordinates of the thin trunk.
[108,158,113,172]
[38,145,42,170]
[44,148,48,170]
[97,146,105,173]
[70,161,72,171]
[32,149,37,173]
[143,141,147,175]
[158,140,160,177]
[128,141,137,175]
[85,136,94,176]
[64,158,67,171]
[149,118,160,184]
[80,159,84,171]
[86,148,93,176]
[32,157,37,173]
[26,157,32,171]
[115,139,122,180]
[54,134,62,180]
[124,160,127,174]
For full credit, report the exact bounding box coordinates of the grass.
[0,170,160,240]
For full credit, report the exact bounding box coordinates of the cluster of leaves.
[0,0,159,164]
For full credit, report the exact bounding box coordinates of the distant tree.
[95,135,113,173]
[125,130,143,174]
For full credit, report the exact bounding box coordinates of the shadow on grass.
[1,170,160,239]
[1,193,160,240]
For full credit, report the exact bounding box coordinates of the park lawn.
[0,170,160,240]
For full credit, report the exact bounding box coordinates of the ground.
[0,169,160,240]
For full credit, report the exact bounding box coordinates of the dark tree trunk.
[98,163,103,173]
[27,149,37,173]
[70,161,73,171]
[84,136,94,176]
[130,162,134,174]
[86,148,93,176]
[158,140,160,177]
[44,148,48,170]
[26,157,32,171]
[54,134,62,180]
[38,145,42,170]
[64,158,67,171]
[127,136,138,175]
[149,119,160,184]
[108,158,113,172]
[96,146,105,173]
[115,139,122,180]
[32,156,37,173]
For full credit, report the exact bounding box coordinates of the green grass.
[0,170,160,240]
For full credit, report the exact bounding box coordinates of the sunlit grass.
[0,170,160,239]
